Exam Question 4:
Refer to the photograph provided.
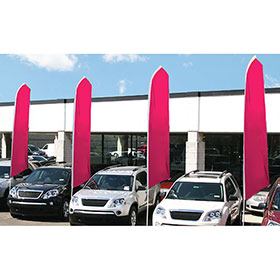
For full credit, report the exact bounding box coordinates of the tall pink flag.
[244,57,269,200]
[10,84,30,178]
[148,67,170,189]
[72,77,92,189]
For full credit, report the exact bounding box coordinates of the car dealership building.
[1,87,280,185]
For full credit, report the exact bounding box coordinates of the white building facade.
[1,88,280,185]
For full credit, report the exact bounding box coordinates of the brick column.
[54,131,72,163]
[1,133,12,158]
[185,131,205,173]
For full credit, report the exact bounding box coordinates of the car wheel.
[226,216,231,225]
[59,199,70,221]
[10,213,19,219]
[128,206,137,226]
[234,209,243,225]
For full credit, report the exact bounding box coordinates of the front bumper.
[246,200,264,213]
[7,196,63,217]
[69,210,128,225]
[152,214,225,226]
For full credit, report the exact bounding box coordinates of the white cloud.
[10,54,78,71]
[183,61,193,68]
[119,80,126,94]
[264,74,280,88]
[103,54,147,63]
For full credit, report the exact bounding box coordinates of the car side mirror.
[228,195,238,201]
[160,192,166,200]
[137,185,146,191]
[258,202,267,210]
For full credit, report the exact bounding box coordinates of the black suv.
[7,164,71,220]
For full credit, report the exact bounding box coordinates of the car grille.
[82,199,109,207]
[170,210,203,221]
[18,190,43,199]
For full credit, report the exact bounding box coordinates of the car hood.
[158,198,225,212]
[75,189,130,200]
[0,178,8,183]
[15,183,62,192]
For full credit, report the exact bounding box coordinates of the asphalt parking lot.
[0,206,262,226]
[0,207,152,226]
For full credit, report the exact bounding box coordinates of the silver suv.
[69,165,161,225]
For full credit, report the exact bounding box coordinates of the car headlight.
[71,196,79,206]
[9,187,18,198]
[204,210,222,221]
[253,195,267,202]
[267,220,280,226]
[110,198,126,208]
[155,206,166,219]
[42,189,59,199]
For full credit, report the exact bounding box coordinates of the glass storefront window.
[205,134,243,185]
[89,133,187,178]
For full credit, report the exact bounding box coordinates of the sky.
[1,54,280,102]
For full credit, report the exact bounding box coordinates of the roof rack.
[184,170,199,177]
[218,170,228,178]
[102,164,122,171]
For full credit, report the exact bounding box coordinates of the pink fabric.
[10,84,30,177]
[148,67,170,188]
[72,78,92,188]
[244,58,269,199]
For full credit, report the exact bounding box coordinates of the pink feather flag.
[244,57,269,200]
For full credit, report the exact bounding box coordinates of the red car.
[261,178,280,226]
[159,171,184,200]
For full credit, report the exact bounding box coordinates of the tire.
[234,209,243,225]
[128,206,138,226]
[59,199,70,221]
[226,216,231,226]
[10,213,19,219]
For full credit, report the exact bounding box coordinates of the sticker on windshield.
[193,186,200,189]
[214,195,220,198]
[59,179,65,181]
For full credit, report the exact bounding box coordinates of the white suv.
[69,166,160,225]
[153,170,242,226]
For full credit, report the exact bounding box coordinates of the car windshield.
[272,190,280,209]
[85,174,133,191]
[31,156,47,161]
[29,146,40,152]
[25,168,70,185]
[0,166,10,178]
[166,182,224,202]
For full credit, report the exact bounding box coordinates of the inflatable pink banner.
[72,77,92,189]
[10,84,30,177]
[148,67,170,189]
[244,57,269,200]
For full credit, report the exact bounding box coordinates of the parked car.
[0,159,37,209]
[28,144,47,157]
[246,185,271,214]
[41,143,55,157]
[7,163,71,220]
[153,170,243,226]
[159,171,185,199]
[259,178,280,226]
[69,165,161,225]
